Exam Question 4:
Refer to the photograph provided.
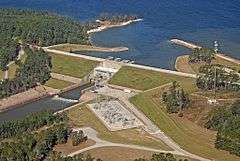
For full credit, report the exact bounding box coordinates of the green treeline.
[134,153,188,161]
[206,100,240,156]
[0,110,96,161]
[0,9,89,47]
[0,110,67,139]
[0,48,52,98]
[196,64,240,91]
[99,13,138,24]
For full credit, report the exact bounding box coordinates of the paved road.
[96,86,211,161]
[68,127,184,157]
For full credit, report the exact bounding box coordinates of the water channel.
[0,83,92,123]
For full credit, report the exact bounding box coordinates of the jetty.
[170,38,240,65]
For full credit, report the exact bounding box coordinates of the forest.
[206,100,240,156]
[0,9,90,47]
[0,48,52,99]
[0,110,96,161]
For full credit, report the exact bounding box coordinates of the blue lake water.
[1,0,240,69]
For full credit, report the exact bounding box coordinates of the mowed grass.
[67,104,171,150]
[109,66,195,91]
[44,78,73,90]
[130,78,240,161]
[49,53,99,78]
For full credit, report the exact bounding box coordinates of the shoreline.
[170,38,240,65]
[87,18,143,34]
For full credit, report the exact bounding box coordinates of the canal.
[0,83,93,123]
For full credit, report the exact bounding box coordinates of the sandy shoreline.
[87,18,143,34]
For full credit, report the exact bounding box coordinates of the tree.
[189,48,215,64]
[162,82,190,114]
[70,130,88,146]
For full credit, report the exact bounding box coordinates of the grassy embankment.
[109,66,195,91]
[49,52,99,79]
[109,66,239,161]
[49,43,128,53]
[44,78,74,90]
[176,55,240,74]
[67,104,170,151]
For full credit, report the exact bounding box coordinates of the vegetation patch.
[0,110,98,161]
[45,78,73,90]
[109,66,195,90]
[130,82,240,161]
[0,9,89,46]
[0,48,52,99]
[49,52,99,78]
[206,100,240,156]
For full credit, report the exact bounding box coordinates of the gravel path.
[68,127,184,157]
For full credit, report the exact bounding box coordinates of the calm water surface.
[1,0,240,69]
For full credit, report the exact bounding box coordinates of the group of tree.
[162,81,190,114]
[46,152,97,161]
[0,124,68,161]
[0,47,52,99]
[70,130,88,146]
[98,13,138,24]
[188,48,215,64]
[0,110,67,139]
[0,110,97,161]
[196,64,240,91]
[205,100,240,156]
[134,153,188,161]
[0,37,21,72]
[0,9,90,47]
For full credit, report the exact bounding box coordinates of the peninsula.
[87,14,143,34]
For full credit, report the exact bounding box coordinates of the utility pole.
[214,66,217,100]
[214,41,219,53]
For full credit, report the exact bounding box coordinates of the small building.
[94,66,118,79]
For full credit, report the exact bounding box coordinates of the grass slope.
[109,66,194,91]
[45,78,73,90]
[130,79,240,161]
[50,53,99,78]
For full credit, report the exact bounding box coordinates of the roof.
[95,66,118,73]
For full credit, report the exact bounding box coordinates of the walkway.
[68,127,184,157]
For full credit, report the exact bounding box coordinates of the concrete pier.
[170,38,240,65]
